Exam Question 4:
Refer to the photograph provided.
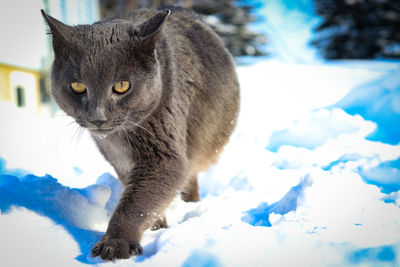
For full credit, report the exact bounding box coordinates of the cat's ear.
[137,10,171,54]
[41,9,73,57]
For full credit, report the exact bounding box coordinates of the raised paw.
[91,236,143,261]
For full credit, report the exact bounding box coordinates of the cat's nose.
[89,106,107,127]
[91,119,107,127]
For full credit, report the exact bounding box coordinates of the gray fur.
[41,7,239,260]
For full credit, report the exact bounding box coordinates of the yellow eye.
[70,82,86,93]
[113,81,130,94]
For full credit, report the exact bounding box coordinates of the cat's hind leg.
[181,175,200,202]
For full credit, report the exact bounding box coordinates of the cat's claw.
[92,237,143,260]
[91,242,103,257]
[129,241,143,255]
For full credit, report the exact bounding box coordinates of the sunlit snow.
[1,58,399,266]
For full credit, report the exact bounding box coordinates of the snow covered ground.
[1,58,400,266]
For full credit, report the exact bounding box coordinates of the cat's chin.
[89,128,115,139]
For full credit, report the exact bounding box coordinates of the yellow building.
[0,63,41,114]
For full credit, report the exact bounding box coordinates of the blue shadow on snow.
[241,175,312,227]
[358,157,400,194]
[323,154,400,194]
[347,245,397,265]
[0,158,123,264]
[182,249,222,267]
[335,68,400,145]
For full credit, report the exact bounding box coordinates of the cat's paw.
[151,216,168,231]
[91,237,143,260]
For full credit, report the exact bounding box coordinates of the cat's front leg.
[91,161,186,260]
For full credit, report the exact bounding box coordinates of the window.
[16,86,26,107]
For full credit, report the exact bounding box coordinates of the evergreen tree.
[312,0,400,59]
[100,0,267,56]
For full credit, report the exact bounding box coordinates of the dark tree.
[100,0,267,56]
[312,0,400,59]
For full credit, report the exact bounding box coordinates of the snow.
[0,101,115,188]
[0,207,82,267]
[1,58,400,266]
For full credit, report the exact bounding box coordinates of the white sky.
[0,0,99,70]
[0,0,48,70]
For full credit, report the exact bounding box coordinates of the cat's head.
[41,9,170,135]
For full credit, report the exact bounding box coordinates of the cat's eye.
[113,81,130,94]
[70,82,87,94]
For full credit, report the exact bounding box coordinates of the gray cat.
[41,7,239,260]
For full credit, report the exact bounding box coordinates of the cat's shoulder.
[158,6,200,19]
[96,6,199,26]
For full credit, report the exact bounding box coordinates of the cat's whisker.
[125,121,164,150]
[124,121,165,149]
[127,121,155,138]
[49,119,79,156]
[130,127,144,154]
[75,126,85,146]
[54,120,76,135]
[70,124,83,145]
[119,126,130,145]
[121,126,141,163]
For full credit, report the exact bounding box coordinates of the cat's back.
[156,7,240,172]
[162,7,236,73]
[102,7,235,72]
[151,7,239,172]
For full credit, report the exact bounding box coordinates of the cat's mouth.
[77,118,123,137]
[88,127,115,136]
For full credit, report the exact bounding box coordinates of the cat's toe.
[101,243,117,260]
[129,241,143,255]
[92,237,141,260]
[91,242,103,257]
